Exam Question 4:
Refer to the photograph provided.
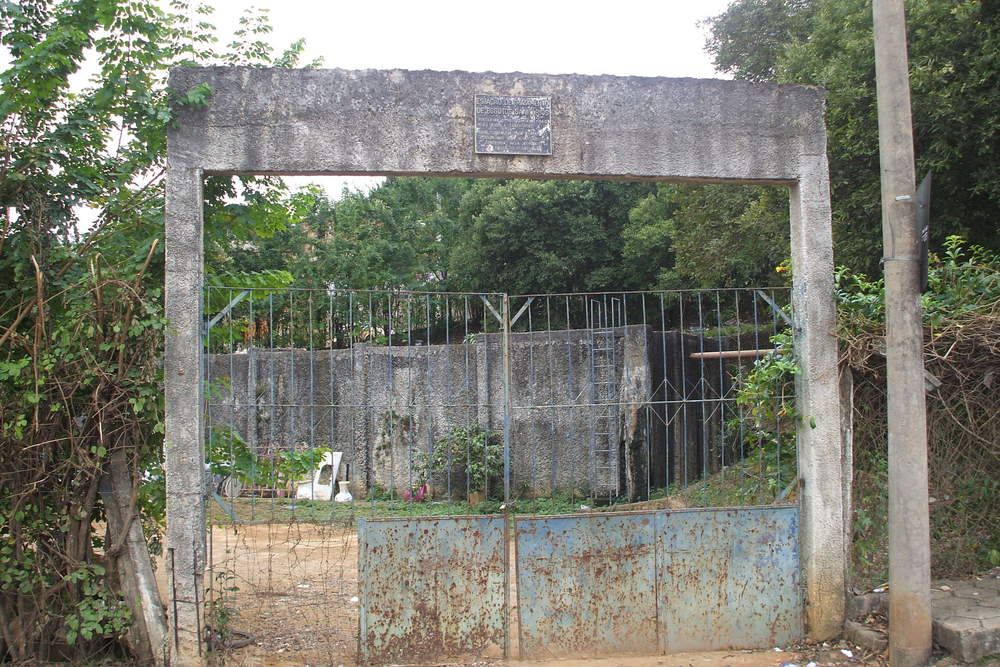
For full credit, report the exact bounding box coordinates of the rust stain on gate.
[515,511,659,658]
[657,506,803,651]
[358,515,507,664]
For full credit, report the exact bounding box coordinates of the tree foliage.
[224,174,793,295]
[0,1,303,660]
[216,180,458,291]
[1,1,183,658]
[703,0,814,82]
[624,183,790,290]
[446,179,654,294]
[705,0,1000,274]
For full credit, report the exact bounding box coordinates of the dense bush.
[839,237,1000,586]
[730,237,999,587]
[0,2,304,660]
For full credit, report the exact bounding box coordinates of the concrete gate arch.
[164,66,848,664]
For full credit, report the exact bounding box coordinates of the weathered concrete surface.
[930,577,1000,663]
[163,166,205,666]
[165,67,844,662]
[846,576,1000,663]
[844,619,889,653]
[168,67,827,183]
[788,155,844,640]
[207,326,716,500]
[847,591,888,619]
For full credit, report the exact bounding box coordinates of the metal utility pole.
[873,1,933,665]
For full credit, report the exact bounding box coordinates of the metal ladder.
[589,298,621,498]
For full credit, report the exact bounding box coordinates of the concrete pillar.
[789,153,848,640]
[873,2,934,663]
[164,166,206,666]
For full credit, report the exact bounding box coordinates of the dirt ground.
[206,522,359,666]
[155,522,881,667]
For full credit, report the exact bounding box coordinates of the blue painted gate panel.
[515,512,659,658]
[358,516,507,664]
[657,506,803,651]
[360,507,802,662]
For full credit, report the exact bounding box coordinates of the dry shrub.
[842,247,1000,587]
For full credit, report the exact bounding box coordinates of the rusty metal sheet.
[515,511,658,658]
[657,506,803,651]
[358,515,507,664]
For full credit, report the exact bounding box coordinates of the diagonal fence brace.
[204,289,251,333]
[755,289,794,329]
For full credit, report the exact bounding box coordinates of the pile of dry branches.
[844,296,1000,584]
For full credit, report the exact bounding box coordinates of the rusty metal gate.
[358,515,508,664]
[345,288,803,663]
[358,505,801,662]
[515,510,659,657]
[657,506,802,651]
[514,505,801,658]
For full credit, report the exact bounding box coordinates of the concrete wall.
[207,326,677,499]
[207,324,746,502]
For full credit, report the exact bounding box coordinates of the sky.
[207,0,730,78]
[201,0,733,195]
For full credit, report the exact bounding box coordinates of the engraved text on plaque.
[474,95,552,155]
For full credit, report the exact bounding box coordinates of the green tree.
[225,173,789,297]
[369,177,476,285]
[620,183,681,289]
[219,178,477,292]
[703,0,814,82]
[623,183,790,290]
[447,179,653,294]
[0,1,301,660]
[706,0,1000,274]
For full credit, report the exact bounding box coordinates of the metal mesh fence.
[199,286,796,661]
[504,289,796,505]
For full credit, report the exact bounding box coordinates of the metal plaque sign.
[474,95,551,155]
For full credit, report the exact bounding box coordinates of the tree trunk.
[101,450,168,665]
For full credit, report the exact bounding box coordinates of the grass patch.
[206,451,797,527]
[587,458,796,515]
[207,491,589,526]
